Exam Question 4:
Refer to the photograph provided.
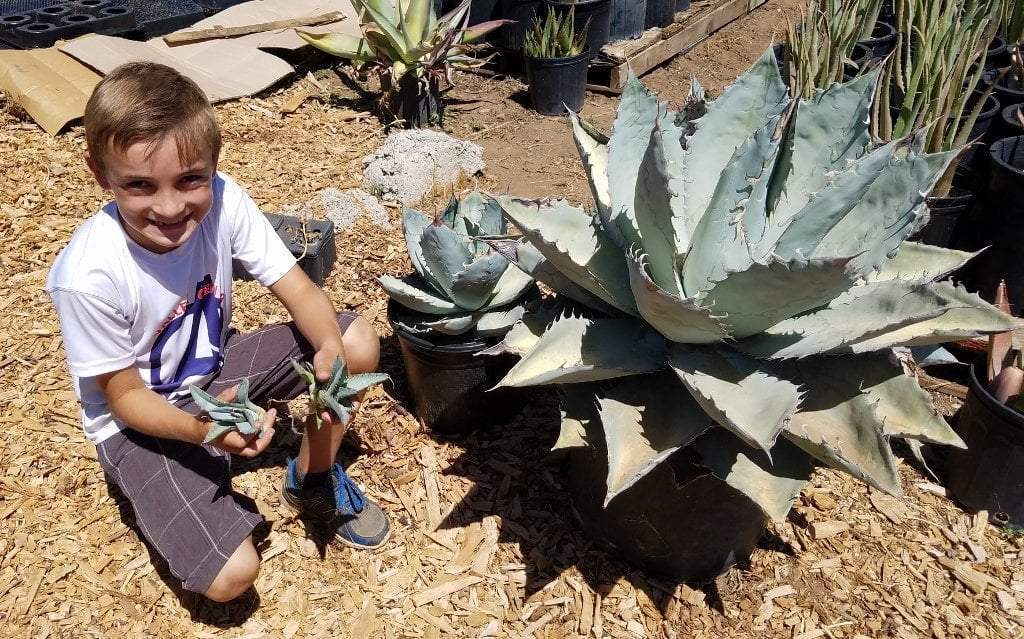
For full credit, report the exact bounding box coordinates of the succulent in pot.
[298,0,510,127]
[486,48,1015,579]
[378,191,537,337]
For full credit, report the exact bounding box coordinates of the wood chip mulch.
[3,6,1024,637]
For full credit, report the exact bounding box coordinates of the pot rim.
[969,361,1024,430]
[989,135,1024,178]
[525,48,592,64]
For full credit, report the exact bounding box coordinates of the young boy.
[45,62,390,603]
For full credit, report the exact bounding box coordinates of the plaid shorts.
[97,312,358,594]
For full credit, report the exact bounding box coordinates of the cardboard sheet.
[0,47,100,135]
[0,0,361,133]
[58,0,360,102]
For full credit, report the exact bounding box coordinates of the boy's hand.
[204,385,277,457]
[313,341,346,426]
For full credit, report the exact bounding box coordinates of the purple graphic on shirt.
[149,275,224,394]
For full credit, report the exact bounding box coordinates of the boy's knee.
[205,538,259,603]
[340,315,380,374]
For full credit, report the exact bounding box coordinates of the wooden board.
[598,0,771,92]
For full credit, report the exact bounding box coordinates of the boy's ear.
[85,153,111,189]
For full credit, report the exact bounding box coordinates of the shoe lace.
[330,463,366,516]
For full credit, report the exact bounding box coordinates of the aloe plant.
[291,357,391,429]
[378,192,536,336]
[190,380,266,443]
[1002,0,1024,44]
[524,6,589,59]
[298,0,510,126]
[784,0,883,98]
[872,0,1002,195]
[485,49,1016,523]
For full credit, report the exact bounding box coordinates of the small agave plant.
[488,48,1017,523]
[291,357,391,429]
[378,192,536,337]
[191,380,266,443]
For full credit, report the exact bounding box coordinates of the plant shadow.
[432,389,750,617]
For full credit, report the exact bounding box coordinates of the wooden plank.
[608,0,769,90]
[163,11,346,45]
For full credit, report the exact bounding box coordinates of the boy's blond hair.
[85,62,221,170]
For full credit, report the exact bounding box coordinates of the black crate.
[193,0,246,15]
[0,1,134,48]
[232,214,337,287]
[121,0,204,38]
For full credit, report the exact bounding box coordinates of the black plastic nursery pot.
[958,92,1002,171]
[497,0,540,50]
[566,439,768,583]
[913,166,982,249]
[644,0,675,29]
[386,73,442,127]
[388,301,526,435]
[964,136,1024,311]
[986,36,1010,70]
[946,363,1024,528]
[991,103,1024,140]
[526,49,590,114]
[857,20,895,59]
[542,0,612,56]
[232,213,336,285]
[469,0,501,25]
[609,0,645,41]
[842,42,873,81]
[993,71,1024,109]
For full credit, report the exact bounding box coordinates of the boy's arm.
[96,367,276,456]
[269,265,345,382]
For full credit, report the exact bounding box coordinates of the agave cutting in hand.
[298,0,510,126]
[378,191,536,337]
[488,48,1016,523]
[190,380,267,444]
[291,357,391,429]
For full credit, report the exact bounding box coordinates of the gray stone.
[363,129,485,206]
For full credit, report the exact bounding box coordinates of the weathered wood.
[163,11,346,45]
[606,0,769,91]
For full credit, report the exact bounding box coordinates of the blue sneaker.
[280,458,391,550]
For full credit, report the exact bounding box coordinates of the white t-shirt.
[45,173,296,444]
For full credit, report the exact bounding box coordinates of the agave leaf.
[497,196,638,315]
[403,0,430,44]
[482,261,535,308]
[494,314,668,388]
[507,240,621,315]
[479,300,564,357]
[738,281,1015,359]
[700,255,856,338]
[681,48,789,230]
[843,351,964,447]
[669,344,803,453]
[378,274,460,314]
[606,75,671,252]
[784,358,902,495]
[765,69,879,229]
[450,253,508,311]
[691,427,814,523]
[345,372,392,393]
[633,116,689,296]
[867,242,979,284]
[596,372,714,506]
[626,249,729,344]
[420,221,474,299]
[203,422,239,444]
[568,111,611,220]
[402,209,448,294]
[553,384,597,454]
[461,191,504,238]
[460,18,514,44]
[393,312,476,335]
[358,0,413,62]
[682,117,781,296]
[474,305,528,336]
[296,31,376,64]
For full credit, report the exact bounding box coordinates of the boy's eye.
[180,174,207,186]
[125,181,149,190]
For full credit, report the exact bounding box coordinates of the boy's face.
[89,135,216,254]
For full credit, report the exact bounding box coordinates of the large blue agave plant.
[486,49,1017,522]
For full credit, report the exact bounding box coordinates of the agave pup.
[190,380,266,443]
[379,192,536,337]
[291,357,391,429]
[489,48,1016,522]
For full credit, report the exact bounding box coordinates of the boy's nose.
[152,193,188,220]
